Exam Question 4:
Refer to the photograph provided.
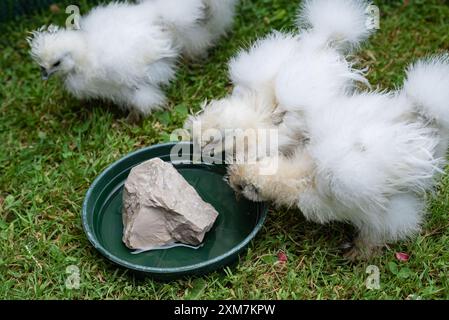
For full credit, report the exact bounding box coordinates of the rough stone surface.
[122,158,219,251]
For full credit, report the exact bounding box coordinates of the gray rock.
[122,158,219,251]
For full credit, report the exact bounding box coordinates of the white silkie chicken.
[28,0,238,120]
[187,0,449,260]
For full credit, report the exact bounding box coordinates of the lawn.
[0,0,448,300]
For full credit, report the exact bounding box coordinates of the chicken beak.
[41,67,50,80]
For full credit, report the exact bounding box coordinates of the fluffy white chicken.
[28,0,238,119]
[188,0,449,260]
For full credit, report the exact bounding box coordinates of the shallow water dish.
[82,142,268,279]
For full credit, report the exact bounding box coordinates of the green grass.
[1,0,449,300]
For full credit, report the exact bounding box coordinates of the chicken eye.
[52,61,61,68]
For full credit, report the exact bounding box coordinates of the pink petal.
[50,4,61,13]
[277,251,288,263]
[395,252,410,262]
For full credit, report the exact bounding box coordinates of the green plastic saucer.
[82,142,268,280]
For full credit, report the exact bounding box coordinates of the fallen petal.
[277,251,288,263]
[50,4,61,13]
[395,252,410,262]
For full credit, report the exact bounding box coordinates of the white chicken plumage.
[187,0,449,260]
[28,0,238,118]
